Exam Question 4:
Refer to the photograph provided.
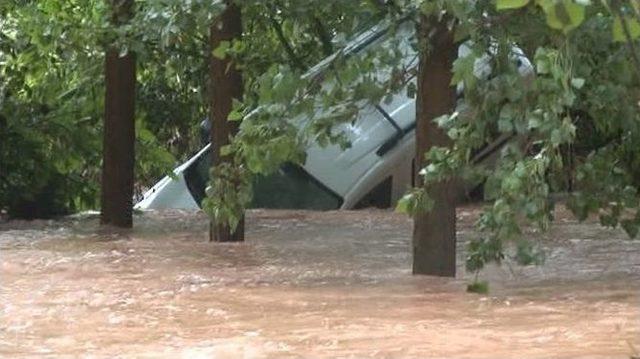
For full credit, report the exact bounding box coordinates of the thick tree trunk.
[101,0,136,228]
[412,15,457,276]
[209,2,244,242]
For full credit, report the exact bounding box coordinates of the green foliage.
[0,1,106,216]
[496,0,530,10]
[538,0,586,33]
[202,162,252,231]
[399,0,640,278]
[0,0,199,216]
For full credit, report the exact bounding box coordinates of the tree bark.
[209,2,244,242]
[412,14,457,276]
[101,0,136,228]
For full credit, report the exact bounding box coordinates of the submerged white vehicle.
[136,20,532,211]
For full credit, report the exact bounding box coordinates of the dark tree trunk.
[209,2,244,242]
[101,0,136,228]
[412,15,457,276]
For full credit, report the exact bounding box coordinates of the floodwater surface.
[1,208,639,358]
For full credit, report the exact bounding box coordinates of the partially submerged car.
[135,20,532,211]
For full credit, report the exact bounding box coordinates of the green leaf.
[534,47,552,74]
[395,194,412,214]
[496,0,530,10]
[212,40,230,59]
[220,145,233,156]
[228,109,243,121]
[498,104,516,132]
[540,0,586,33]
[570,77,585,89]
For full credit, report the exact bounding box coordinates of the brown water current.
[0,207,639,358]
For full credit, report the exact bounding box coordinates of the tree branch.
[267,12,305,70]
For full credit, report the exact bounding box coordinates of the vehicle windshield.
[183,148,343,210]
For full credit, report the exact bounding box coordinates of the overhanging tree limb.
[268,11,306,70]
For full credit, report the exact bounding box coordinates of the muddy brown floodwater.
[1,207,639,358]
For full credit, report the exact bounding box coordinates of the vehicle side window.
[252,164,342,210]
[183,148,343,210]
